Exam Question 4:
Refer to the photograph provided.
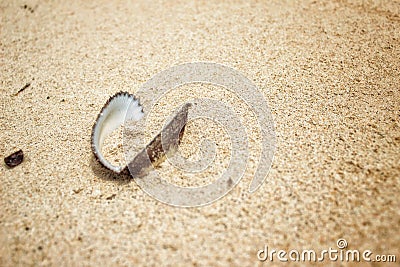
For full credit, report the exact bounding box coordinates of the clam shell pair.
[91,92,190,176]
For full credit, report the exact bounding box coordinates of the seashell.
[91,91,190,176]
[4,149,24,167]
[91,92,143,173]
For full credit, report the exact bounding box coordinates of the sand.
[1,0,399,266]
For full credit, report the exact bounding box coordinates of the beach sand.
[1,0,399,265]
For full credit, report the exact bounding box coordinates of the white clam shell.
[91,92,143,173]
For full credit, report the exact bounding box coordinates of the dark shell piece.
[128,103,191,177]
[4,149,24,167]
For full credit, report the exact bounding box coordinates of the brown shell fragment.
[4,149,24,167]
[128,103,191,177]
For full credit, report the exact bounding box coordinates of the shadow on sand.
[90,155,132,185]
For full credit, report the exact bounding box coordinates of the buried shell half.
[91,92,143,173]
[91,91,190,176]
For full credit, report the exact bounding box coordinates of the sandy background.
[1,0,400,266]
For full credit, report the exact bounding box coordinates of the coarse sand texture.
[1,0,399,266]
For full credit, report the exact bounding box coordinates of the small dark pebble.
[4,149,24,167]
[46,96,50,99]
[61,99,65,102]
[22,5,34,13]
[25,226,30,231]
[37,246,43,251]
